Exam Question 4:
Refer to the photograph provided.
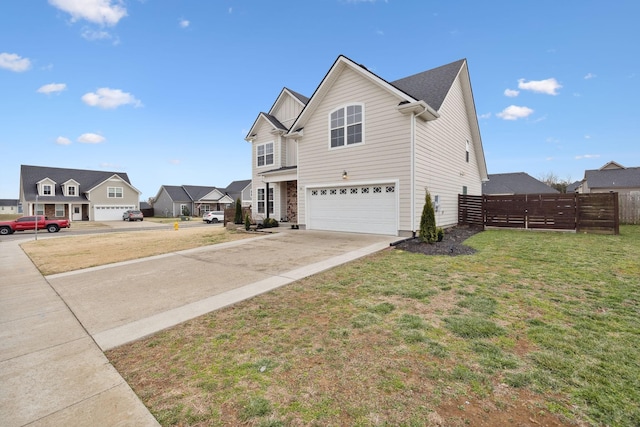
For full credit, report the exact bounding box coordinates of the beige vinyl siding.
[271,92,304,168]
[271,94,305,130]
[297,66,412,232]
[251,120,282,221]
[89,178,138,205]
[414,75,482,228]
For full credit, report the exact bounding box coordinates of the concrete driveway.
[46,229,398,350]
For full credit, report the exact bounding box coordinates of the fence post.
[613,192,620,235]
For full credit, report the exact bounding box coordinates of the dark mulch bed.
[393,225,483,256]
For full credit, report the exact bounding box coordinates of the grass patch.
[444,316,505,338]
[101,225,640,426]
[21,227,251,275]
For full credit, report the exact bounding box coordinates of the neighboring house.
[566,181,582,193]
[0,199,22,215]
[19,165,141,221]
[573,161,640,195]
[482,172,559,195]
[153,185,234,217]
[245,55,488,236]
[0,199,21,215]
[225,180,252,207]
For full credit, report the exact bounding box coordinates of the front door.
[72,205,82,221]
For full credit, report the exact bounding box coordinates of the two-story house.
[19,165,141,221]
[245,55,488,236]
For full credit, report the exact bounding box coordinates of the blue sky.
[1,0,638,201]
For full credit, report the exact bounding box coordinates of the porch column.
[265,182,270,219]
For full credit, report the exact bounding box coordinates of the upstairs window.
[330,104,363,148]
[67,186,77,196]
[257,142,274,167]
[466,139,470,163]
[42,184,53,196]
[108,187,123,198]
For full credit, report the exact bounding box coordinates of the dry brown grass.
[21,227,251,275]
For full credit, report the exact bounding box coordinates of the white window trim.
[466,139,470,163]
[257,188,265,214]
[55,204,65,217]
[107,186,124,198]
[328,103,365,150]
[42,184,53,196]
[256,142,274,168]
[66,185,78,196]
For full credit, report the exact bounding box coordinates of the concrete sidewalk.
[0,239,160,427]
[1,229,397,426]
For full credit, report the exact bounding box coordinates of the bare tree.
[538,172,573,193]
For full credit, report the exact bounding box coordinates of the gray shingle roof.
[483,172,559,195]
[262,113,288,131]
[20,165,133,202]
[286,88,309,105]
[584,167,640,189]
[391,59,466,111]
[183,185,221,201]
[161,185,192,202]
[225,180,251,193]
[0,199,19,207]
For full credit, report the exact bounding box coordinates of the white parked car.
[202,211,224,224]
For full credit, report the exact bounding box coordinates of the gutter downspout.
[411,112,416,237]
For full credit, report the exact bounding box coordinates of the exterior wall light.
[342,170,348,179]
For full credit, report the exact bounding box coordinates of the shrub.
[181,206,190,216]
[234,198,243,224]
[437,227,444,242]
[262,218,279,228]
[244,213,251,231]
[419,189,437,243]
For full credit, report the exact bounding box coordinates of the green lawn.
[107,226,640,426]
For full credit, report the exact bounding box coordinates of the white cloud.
[37,83,67,94]
[575,154,600,160]
[169,159,181,165]
[584,73,596,80]
[518,78,562,95]
[48,0,127,26]
[81,28,113,41]
[0,52,31,72]
[496,105,534,120]
[504,88,519,97]
[179,19,190,28]
[478,112,491,119]
[55,136,72,145]
[82,87,142,109]
[78,133,106,144]
[99,162,121,169]
[584,135,592,139]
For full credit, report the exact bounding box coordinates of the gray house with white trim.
[19,165,141,221]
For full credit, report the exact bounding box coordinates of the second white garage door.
[94,205,135,221]
[307,183,397,235]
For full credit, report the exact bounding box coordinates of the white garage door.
[94,205,135,221]
[307,183,397,235]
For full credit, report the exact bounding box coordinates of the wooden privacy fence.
[458,193,619,234]
[619,193,640,225]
